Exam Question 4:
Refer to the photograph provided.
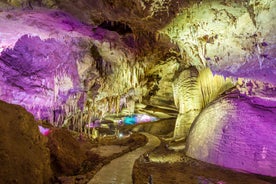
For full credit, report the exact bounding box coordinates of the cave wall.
[0,0,275,149]
[0,0,275,178]
[173,67,234,139]
[0,9,147,127]
[0,10,97,124]
[161,0,276,84]
[0,1,183,126]
[185,88,276,176]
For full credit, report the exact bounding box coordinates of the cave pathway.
[88,132,161,184]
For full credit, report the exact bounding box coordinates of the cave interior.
[0,0,275,183]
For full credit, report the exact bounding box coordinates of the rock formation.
[186,88,276,176]
[0,0,275,177]
[0,100,53,183]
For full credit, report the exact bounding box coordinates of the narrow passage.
[88,132,161,184]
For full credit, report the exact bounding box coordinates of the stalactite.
[56,114,60,127]
[197,68,234,108]
[111,97,115,113]
[87,120,90,138]
[49,107,54,126]
[116,95,120,114]
[132,67,137,87]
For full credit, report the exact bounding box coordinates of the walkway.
[88,132,161,184]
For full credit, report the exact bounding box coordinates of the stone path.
[88,132,161,184]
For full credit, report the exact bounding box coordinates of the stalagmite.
[173,67,200,140]
[173,67,234,140]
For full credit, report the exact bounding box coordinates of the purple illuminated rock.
[0,10,96,121]
[186,90,276,177]
[211,56,276,86]
[0,34,87,120]
[0,9,138,124]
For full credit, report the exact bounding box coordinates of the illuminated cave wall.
[0,9,143,127]
[173,68,234,139]
[160,0,276,83]
[0,10,96,123]
[0,0,275,176]
[164,0,276,175]
[185,86,276,177]
[156,0,276,140]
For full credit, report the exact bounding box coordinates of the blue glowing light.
[123,115,137,125]
[122,114,158,125]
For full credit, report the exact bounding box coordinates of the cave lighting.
[38,125,51,136]
[118,133,124,138]
[122,114,158,125]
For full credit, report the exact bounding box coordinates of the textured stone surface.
[144,57,179,108]
[132,118,176,135]
[173,68,233,139]
[0,100,53,183]
[186,90,276,176]
[161,0,276,85]
[0,9,141,125]
[0,1,275,177]
[173,67,200,139]
[0,0,185,32]
[0,10,96,123]
[47,128,87,176]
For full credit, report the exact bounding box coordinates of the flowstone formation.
[173,67,234,139]
[157,1,276,175]
[186,87,276,177]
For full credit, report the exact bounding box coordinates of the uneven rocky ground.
[133,140,276,184]
[49,129,147,184]
[0,100,148,184]
[1,100,276,184]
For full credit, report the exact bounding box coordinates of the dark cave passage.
[98,21,133,35]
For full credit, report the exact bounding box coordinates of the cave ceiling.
[0,0,275,127]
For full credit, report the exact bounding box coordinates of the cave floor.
[49,129,275,184]
[88,133,160,184]
[133,140,276,184]
[133,159,276,184]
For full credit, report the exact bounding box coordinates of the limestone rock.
[186,90,276,177]
[0,100,53,183]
